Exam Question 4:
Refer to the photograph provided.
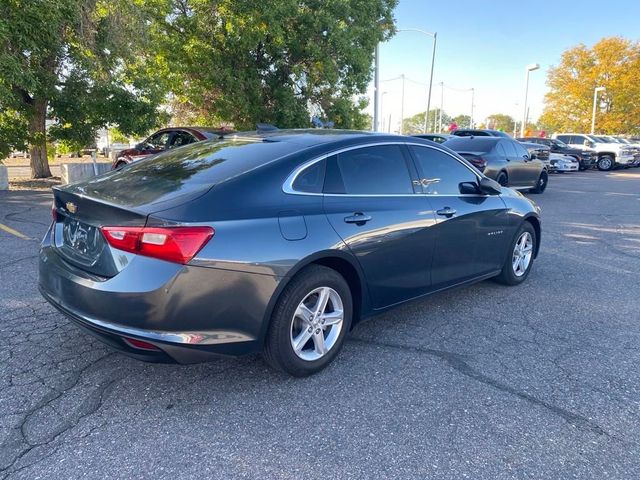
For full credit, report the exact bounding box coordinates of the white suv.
[552,133,634,171]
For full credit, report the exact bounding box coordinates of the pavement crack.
[350,337,610,437]
[0,255,38,270]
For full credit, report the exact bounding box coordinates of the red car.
[112,127,233,169]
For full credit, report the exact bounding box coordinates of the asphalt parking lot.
[1,171,639,479]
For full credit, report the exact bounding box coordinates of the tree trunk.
[29,98,51,179]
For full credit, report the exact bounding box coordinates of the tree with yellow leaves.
[539,37,640,135]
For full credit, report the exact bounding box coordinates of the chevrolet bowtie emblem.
[66,202,77,214]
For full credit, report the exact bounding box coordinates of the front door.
[323,144,436,309]
[408,145,511,289]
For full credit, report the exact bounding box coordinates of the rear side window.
[555,135,571,143]
[410,146,478,195]
[292,159,325,193]
[324,145,413,195]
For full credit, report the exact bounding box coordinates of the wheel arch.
[524,214,541,258]
[258,250,370,346]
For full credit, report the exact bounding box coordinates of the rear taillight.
[467,156,487,171]
[100,226,214,264]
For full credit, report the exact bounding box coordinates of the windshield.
[551,139,568,148]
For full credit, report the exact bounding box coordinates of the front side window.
[555,135,571,144]
[145,132,171,150]
[324,145,413,195]
[512,142,530,158]
[502,140,518,157]
[410,146,478,195]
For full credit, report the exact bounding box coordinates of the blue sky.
[367,0,640,132]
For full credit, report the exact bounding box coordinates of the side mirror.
[583,139,591,147]
[529,152,537,160]
[459,181,479,195]
[479,177,502,195]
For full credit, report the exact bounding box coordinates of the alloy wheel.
[512,232,533,277]
[290,287,344,361]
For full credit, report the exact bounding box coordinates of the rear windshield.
[444,137,499,153]
[69,139,299,206]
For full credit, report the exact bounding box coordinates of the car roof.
[220,128,392,147]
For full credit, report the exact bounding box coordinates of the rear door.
[323,143,437,309]
[408,145,510,287]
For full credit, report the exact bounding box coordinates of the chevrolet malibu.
[39,130,541,376]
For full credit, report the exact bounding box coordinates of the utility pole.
[399,74,405,135]
[373,44,380,131]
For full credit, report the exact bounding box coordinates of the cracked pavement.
[1,171,640,479]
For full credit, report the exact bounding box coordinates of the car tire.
[496,172,508,187]
[529,171,548,194]
[263,265,353,377]
[597,155,614,171]
[493,222,536,286]
[114,161,127,169]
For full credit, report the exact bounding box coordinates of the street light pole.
[520,63,540,137]
[470,88,475,128]
[591,86,606,134]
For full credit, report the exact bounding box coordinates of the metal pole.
[400,74,405,135]
[438,82,444,133]
[590,87,605,134]
[470,88,474,128]
[423,32,437,133]
[374,44,380,132]
[520,70,530,137]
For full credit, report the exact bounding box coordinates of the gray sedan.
[39,130,541,376]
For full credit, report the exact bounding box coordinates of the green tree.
[486,113,515,132]
[0,0,167,177]
[148,0,396,130]
[451,114,471,129]
[401,109,450,134]
[540,37,640,135]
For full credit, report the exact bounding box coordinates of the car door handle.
[344,213,372,224]
[436,207,456,218]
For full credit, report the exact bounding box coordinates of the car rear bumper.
[38,227,281,363]
[555,163,579,172]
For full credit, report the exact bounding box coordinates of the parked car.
[412,133,453,144]
[452,129,512,138]
[112,127,233,169]
[516,137,596,170]
[9,151,29,158]
[443,136,548,193]
[608,136,640,167]
[519,142,551,170]
[39,130,542,376]
[549,153,579,172]
[552,133,634,171]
